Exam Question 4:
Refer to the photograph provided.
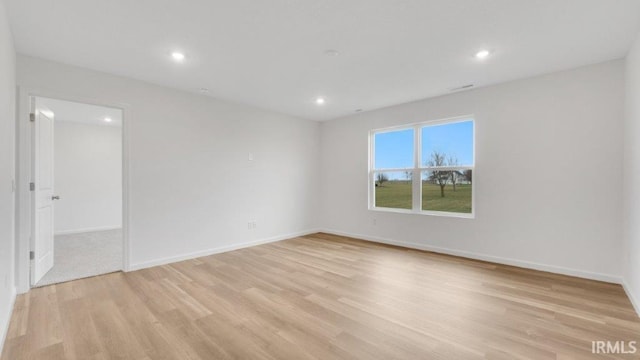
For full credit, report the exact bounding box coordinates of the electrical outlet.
[248,221,257,230]
[372,218,377,226]
[248,152,254,161]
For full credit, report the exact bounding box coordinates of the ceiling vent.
[450,84,474,92]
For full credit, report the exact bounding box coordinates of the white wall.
[16,55,320,276]
[623,32,640,314]
[0,0,15,353]
[54,121,122,234]
[320,60,625,282]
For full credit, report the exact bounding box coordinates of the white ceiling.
[7,0,640,121]
[36,97,123,127]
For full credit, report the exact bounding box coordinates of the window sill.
[368,207,475,219]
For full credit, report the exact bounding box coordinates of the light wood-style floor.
[2,233,639,359]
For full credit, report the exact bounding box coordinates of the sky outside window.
[374,128,414,169]
[374,120,473,175]
[421,120,473,166]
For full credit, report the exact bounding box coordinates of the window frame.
[368,115,475,218]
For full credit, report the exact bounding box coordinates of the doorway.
[31,96,124,286]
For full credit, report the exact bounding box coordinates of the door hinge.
[29,182,35,191]
[29,113,35,122]
[29,251,34,260]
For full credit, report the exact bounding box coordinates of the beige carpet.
[35,229,122,287]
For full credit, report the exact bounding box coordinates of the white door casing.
[16,90,130,293]
[31,102,55,284]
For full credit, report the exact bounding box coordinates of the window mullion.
[412,125,421,212]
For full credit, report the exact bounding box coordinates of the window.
[369,117,474,217]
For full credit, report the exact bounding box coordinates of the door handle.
[52,195,60,200]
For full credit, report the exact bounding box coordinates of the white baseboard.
[0,286,17,357]
[320,229,623,284]
[622,281,640,317]
[55,226,122,236]
[128,229,321,271]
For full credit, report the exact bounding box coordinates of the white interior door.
[31,101,56,284]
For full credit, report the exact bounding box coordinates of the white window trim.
[368,115,475,218]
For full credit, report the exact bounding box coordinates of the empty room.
[1,0,640,359]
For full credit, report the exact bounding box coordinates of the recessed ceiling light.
[171,52,186,62]
[324,49,339,56]
[315,97,326,105]
[199,88,209,94]
[104,117,112,123]
[475,49,491,59]
[355,109,363,112]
